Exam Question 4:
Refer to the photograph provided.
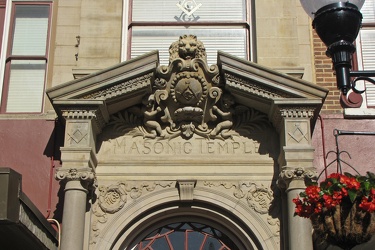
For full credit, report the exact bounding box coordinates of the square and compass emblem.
[176,0,202,21]
[176,0,202,17]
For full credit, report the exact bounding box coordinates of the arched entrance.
[110,205,263,250]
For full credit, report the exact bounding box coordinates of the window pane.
[362,0,375,23]
[11,5,49,56]
[131,27,247,65]
[132,0,246,22]
[360,29,375,107]
[6,60,46,112]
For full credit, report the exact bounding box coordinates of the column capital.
[270,99,322,133]
[56,167,96,191]
[278,167,317,190]
[56,167,95,182]
[52,99,109,135]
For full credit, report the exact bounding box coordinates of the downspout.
[45,119,58,219]
[318,115,328,179]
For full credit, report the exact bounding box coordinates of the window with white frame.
[122,0,255,65]
[356,0,375,108]
[0,1,51,113]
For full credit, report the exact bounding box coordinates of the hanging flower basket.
[293,172,375,249]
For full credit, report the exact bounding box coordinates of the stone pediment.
[47,35,328,135]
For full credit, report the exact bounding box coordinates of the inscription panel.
[97,131,277,165]
[101,136,259,156]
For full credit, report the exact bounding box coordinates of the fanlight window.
[132,222,238,250]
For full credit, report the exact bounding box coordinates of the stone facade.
[47,35,327,249]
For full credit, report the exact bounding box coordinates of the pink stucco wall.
[313,114,375,181]
[0,119,61,218]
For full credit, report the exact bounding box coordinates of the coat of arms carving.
[110,35,269,140]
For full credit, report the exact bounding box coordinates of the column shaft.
[60,180,88,250]
[287,184,313,250]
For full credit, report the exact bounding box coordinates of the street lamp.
[300,0,375,96]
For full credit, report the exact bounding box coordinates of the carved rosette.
[278,167,317,190]
[98,185,127,213]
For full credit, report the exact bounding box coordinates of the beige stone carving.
[177,180,196,202]
[55,167,95,182]
[98,185,127,213]
[278,167,317,189]
[203,180,280,235]
[66,122,89,146]
[90,181,174,245]
[169,34,207,61]
[101,36,274,141]
[203,181,273,214]
[286,121,309,145]
[81,73,153,100]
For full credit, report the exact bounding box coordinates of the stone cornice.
[224,73,294,100]
[80,72,153,100]
[46,51,158,100]
[218,51,328,100]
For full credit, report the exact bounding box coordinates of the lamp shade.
[300,0,365,17]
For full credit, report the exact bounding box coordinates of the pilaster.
[53,100,108,250]
[272,99,320,250]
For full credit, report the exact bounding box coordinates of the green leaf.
[348,189,357,203]
[363,181,371,192]
[367,172,375,179]
[344,172,354,178]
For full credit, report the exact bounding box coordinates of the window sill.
[0,110,56,120]
[344,108,375,118]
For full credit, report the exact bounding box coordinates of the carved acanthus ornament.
[203,180,280,235]
[278,167,317,190]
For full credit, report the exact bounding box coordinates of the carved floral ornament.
[203,181,280,235]
[90,181,174,245]
[108,35,271,140]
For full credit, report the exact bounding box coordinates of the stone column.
[279,167,316,250]
[56,167,95,250]
[272,100,320,250]
[53,100,107,250]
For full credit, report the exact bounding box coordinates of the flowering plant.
[293,172,375,218]
[293,172,375,248]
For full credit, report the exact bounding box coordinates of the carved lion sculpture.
[169,35,207,62]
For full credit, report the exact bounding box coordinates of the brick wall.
[313,31,343,113]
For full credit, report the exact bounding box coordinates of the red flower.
[305,185,321,202]
[328,173,341,179]
[359,196,375,212]
[293,172,375,218]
